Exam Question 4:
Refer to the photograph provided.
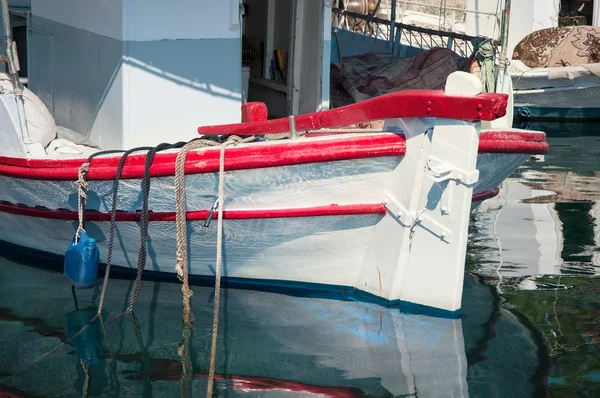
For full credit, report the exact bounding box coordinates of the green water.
[0,122,599,397]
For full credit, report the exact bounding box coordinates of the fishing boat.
[0,0,547,316]
[510,25,600,121]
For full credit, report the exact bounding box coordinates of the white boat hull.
[511,63,600,120]
[0,81,548,314]
[0,144,538,315]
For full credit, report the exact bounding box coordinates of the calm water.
[1,122,599,397]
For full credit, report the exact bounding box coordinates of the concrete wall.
[29,0,242,149]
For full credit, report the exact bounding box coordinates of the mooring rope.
[174,138,228,398]
[173,135,254,398]
[75,133,259,398]
[207,141,234,397]
[81,359,90,398]
[174,138,226,318]
[178,315,193,398]
[127,141,191,312]
[131,312,152,397]
[96,147,152,315]
[75,149,128,241]
[98,315,121,396]
[75,163,90,243]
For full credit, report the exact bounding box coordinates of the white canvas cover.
[0,73,56,148]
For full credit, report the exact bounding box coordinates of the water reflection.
[470,122,600,287]
[469,121,600,396]
[0,256,541,397]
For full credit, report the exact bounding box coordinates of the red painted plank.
[198,90,508,136]
[0,202,387,221]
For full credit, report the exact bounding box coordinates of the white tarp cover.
[0,73,56,148]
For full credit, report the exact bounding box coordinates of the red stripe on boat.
[0,135,405,180]
[0,187,501,221]
[471,187,500,202]
[0,203,388,221]
[478,130,549,154]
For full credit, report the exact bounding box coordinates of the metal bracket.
[384,190,452,242]
[204,198,219,228]
[416,213,452,243]
[383,191,414,226]
[427,155,479,185]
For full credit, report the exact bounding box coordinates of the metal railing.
[333,8,392,40]
[332,8,491,57]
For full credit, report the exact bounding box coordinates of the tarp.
[330,47,470,108]
[0,73,56,148]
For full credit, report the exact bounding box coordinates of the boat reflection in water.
[0,254,541,397]
[470,121,600,289]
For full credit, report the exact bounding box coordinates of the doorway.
[559,0,596,26]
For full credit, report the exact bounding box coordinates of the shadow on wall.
[28,16,242,150]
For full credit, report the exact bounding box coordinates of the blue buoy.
[65,307,103,365]
[64,231,100,289]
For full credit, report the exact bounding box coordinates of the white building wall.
[29,0,242,149]
[123,0,241,41]
[465,0,559,58]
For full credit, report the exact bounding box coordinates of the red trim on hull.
[0,202,388,221]
[478,131,549,154]
[0,187,501,222]
[0,130,548,181]
[0,135,405,180]
[471,187,500,202]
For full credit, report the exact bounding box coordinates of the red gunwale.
[198,90,509,136]
[0,134,405,180]
[0,188,501,221]
[0,131,548,181]
[479,130,549,154]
